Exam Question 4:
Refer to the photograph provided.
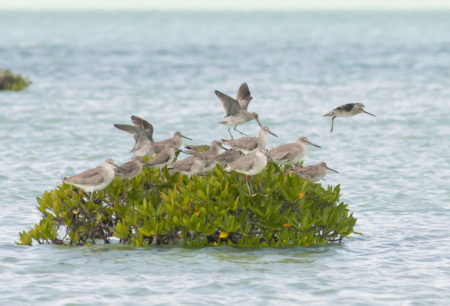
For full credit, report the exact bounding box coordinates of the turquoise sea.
[1,11,449,304]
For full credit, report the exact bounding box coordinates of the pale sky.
[1,0,450,10]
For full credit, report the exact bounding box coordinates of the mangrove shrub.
[18,164,356,247]
[0,68,32,91]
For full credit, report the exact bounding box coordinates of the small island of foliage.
[18,163,356,247]
[0,68,32,91]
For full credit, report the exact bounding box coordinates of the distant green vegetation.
[18,164,356,247]
[0,68,32,91]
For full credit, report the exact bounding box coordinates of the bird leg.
[330,117,335,133]
[228,127,234,140]
[234,126,248,137]
[246,176,253,194]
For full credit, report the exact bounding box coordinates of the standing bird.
[222,126,277,154]
[324,103,376,132]
[268,137,321,166]
[215,148,244,166]
[114,156,144,180]
[169,141,225,176]
[187,140,227,173]
[151,131,192,155]
[291,162,338,182]
[226,148,269,176]
[225,148,270,194]
[63,158,120,200]
[144,144,177,169]
[114,115,154,157]
[215,82,262,139]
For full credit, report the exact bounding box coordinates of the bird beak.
[256,118,262,127]
[363,110,376,117]
[307,141,321,148]
[326,166,339,173]
[268,130,278,137]
[181,134,192,140]
[113,163,125,171]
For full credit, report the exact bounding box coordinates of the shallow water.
[1,11,449,305]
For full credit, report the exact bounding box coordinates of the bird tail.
[323,110,334,117]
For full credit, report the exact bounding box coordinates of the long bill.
[307,141,321,148]
[268,130,278,137]
[326,166,339,173]
[181,134,193,140]
[255,118,262,127]
[363,110,376,117]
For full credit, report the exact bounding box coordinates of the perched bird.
[291,162,338,182]
[225,147,270,194]
[168,155,200,176]
[215,82,262,139]
[169,141,225,176]
[215,148,244,166]
[324,103,376,132]
[114,156,144,180]
[225,148,269,176]
[268,137,321,166]
[63,158,120,199]
[151,131,192,155]
[188,140,226,173]
[114,115,154,156]
[144,144,177,169]
[222,126,277,154]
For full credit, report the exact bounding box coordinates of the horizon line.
[2,0,450,11]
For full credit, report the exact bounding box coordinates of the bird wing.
[114,161,137,176]
[114,124,138,141]
[216,150,242,164]
[232,137,258,152]
[168,156,195,171]
[147,151,172,166]
[229,154,255,172]
[64,167,104,185]
[269,147,294,163]
[293,166,315,179]
[131,115,154,142]
[236,82,253,110]
[152,138,173,154]
[335,103,355,112]
[215,90,241,117]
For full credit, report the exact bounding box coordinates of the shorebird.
[291,162,338,182]
[268,137,321,166]
[114,115,154,156]
[63,158,120,199]
[114,156,144,180]
[168,155,201,176]
[215,82,262,139]
[215,148,244,166]
[225,148,269,193]
[151,131,192,155]
[188,140,226,173]
[144,144,177,169]
[169,141,225,175]
[324,103,376,132]
[226,148,269,176]
[222,126,277,154]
